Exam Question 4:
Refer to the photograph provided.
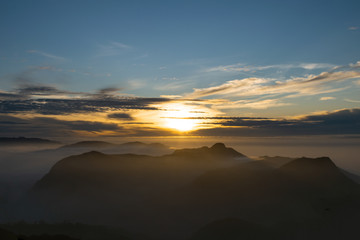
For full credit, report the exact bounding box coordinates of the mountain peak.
[172,143,246,158]
[82,150,105,155]
[279,156,343,181]
[210,143,245,158]
[281,157,336,170]
[210,143,226,150]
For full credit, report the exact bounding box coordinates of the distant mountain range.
[23,143,360,240]
[0,137,60,146]
[59,140,171,155]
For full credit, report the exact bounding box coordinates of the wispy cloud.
[186,78,267,98]
[213,99,291,110]
[27,50,66,61]
[97,41,132,57]
[320,96,336,101]
[181,61,360,110]
[204,62,336,73]
[187,65,360,99]
[154,80,193,91]
[348,26,359,31]
[344,98,360,103]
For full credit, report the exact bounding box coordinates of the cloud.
[0,98,169,115]
[154,80,193,91]
[204,62,336,73]
[187,63,360,101]
[344,98,360,103]
[27,50,66,61]
[193,108,360,137]
[97,41,132,57]
[17,84,67,96]
[0,115,123,137]
[186,78,267,98]
[107,112,133,120]
[0,114,181,138]
[0,91,23,100]
[348,26,359,31]
[89,87,124,99]
[211,99,291,110]
[320,97,336,101]
[0,84,174,114]
[0,83,83,100]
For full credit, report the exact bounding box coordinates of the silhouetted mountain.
[0,140,172,206]
[189,218,276,240]
[280,156,338,173]
[20,234,80,240]
[22,146,360,240]
[0,137,60,146]
[172,143,246,158]
[31,144,249,200]
[0,228,17,240]
[60,141,168,150]
[25,143,249,239]
[120,141,167,149]
[181,156,360,240]
[277,157,360,199]
[341,169,360,184]
[58,140,171,156]
[257,155,294,168]
[60,141,115,149]
[1,222,133,240]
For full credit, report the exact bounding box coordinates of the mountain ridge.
[172,142,246,158]
[19,144,360,240]
[0,137,60,146]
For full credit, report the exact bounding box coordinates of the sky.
[0,0,360,139]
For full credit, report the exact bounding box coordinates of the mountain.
[120,141,166,148]
[172,142,245,158]
[181,156,360,240]
[24,146,360,240]
[0,222,133,240]
[0,137,60,147]
[0,140,173,223]
[26,143,249,239]
[19,234,80,240]
[189,218,276,240]
[31,143,248,199]
[279,157,356,190]
[256,155,294,168]
[341,169,360,184]
[60,141,116,149]
[0,228,17,240]
[59,141,171,156]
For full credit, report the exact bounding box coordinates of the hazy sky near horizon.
[0,0,360,138]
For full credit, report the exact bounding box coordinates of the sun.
[165,118,196,132]
[158,103,205,132]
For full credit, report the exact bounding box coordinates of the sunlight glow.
[165,118,196,131]
[158,103,207,132]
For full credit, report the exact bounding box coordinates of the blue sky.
[0,0,360,137]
